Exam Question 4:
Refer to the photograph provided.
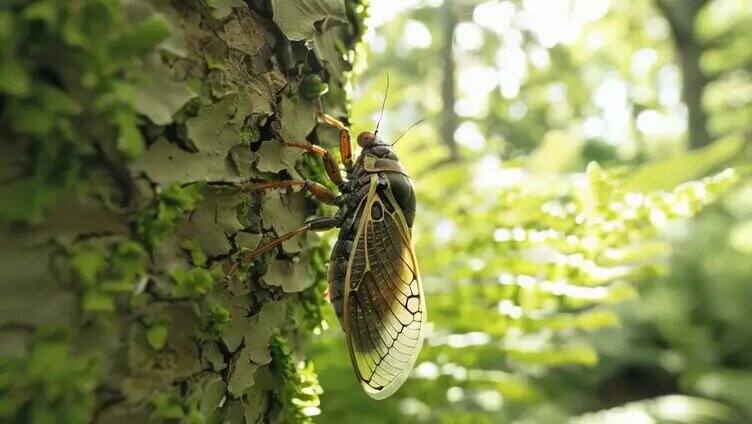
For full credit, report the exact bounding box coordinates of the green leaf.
[729,219,752,254]
[299,75,329,100]
[0,62,30,97]
[171,267,214,298]
[313,25,351,76]
[528,129,582,173]
[112,241,147,281]
[624,136,744,192]
[207,304,231,333]
[9,103,55,138]
[35,83,81,115]
[180,239,207,266]
[114,112,144,159]
[146,324,168,350]
[23,1,58,26]
[694,370,752,414]
[0,179,55,223]
[271,0,347,41]
[571,395,737,423]
[82,291,114,312]
[151,392,184,420]
[507,344,599,366]
[208,0,246,19]
[136,182,204,246]
[271,335,323,422]
[70,246,106,285]
[3,338,100,422]
[112,15,171,59]
[100,279,134,292]
[161,182,204,211]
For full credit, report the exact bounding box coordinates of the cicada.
[235,94,425,400]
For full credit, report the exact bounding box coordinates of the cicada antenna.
[391,119,424,146]
[374,73,389,136]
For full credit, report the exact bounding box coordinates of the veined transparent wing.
[343,175,426,400]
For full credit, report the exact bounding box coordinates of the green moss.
[0,332,100,423]
[137,182,205,246]
[271,334,323,423]
[171,267,215,298]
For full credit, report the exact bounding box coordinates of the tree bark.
[0,0,362,422]
[655,0,712,149]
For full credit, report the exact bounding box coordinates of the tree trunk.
[440,0,460,160]
[655,0,712,149]
[0,0,362,422]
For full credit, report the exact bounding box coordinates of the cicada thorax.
[356,146,416,228]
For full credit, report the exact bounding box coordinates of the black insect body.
[236,104,425,400]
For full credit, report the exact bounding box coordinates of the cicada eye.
[357,132,375,147]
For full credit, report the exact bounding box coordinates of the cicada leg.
[316,97,353,171]
[279,141,345,187]
[233,178,339,281]
[266,97,351,188]
[228,216,338,277]
[242,179,336,205]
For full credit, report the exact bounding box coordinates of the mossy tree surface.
[0,0,364,422]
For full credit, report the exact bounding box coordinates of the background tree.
[0,0,364,422]
[655,0,712,149]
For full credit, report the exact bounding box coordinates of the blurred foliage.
[310,0,752,422]
[0,330,100,423]
[570,395,739,424]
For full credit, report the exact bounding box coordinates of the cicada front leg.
[228,216,338,278]
[265,97,352,188]
[279,141,345,187]
[316,97,354,171]
[241,179,337,205]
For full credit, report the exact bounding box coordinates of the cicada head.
[356,131,398,162]
[356,131,389,148]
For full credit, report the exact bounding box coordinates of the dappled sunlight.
[402,20,432,50]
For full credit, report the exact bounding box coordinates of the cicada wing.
[343,175,426,400]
